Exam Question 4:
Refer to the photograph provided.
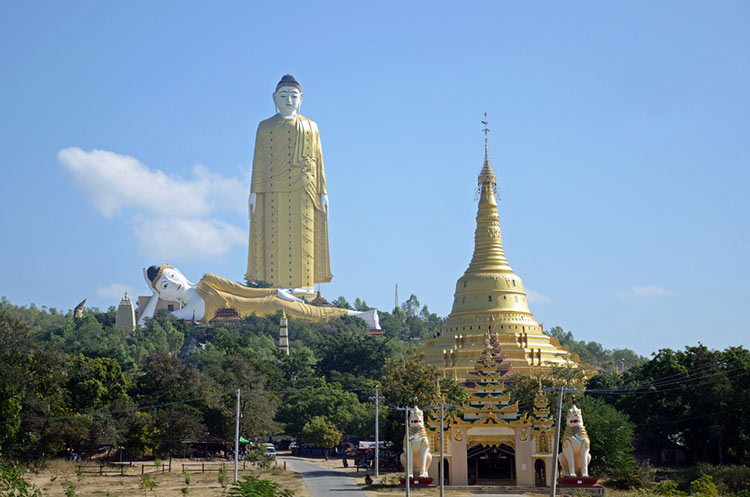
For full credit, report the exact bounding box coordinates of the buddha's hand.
[321,194,328,215]
[248,193,256,218]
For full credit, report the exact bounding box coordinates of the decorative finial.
[481,112,491,162]
[477,112,497,194]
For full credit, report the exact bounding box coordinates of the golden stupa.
[422,129,579,380]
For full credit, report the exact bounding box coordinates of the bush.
[690,474,718,497]
[228,475,293,497]
[677,464,750,493]
[652,480,686,496]
[0,462,42,497]
[139,474,159,495]
[218,464,229,488]
[62,478,78,497]
[604,456,654,489]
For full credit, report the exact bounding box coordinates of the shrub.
[62,478,78,497]
[652,480,686,496]
[604,456,654,489]
[228,475,293,497]
[218,464,229,488]
[0,462,42,497]
[139,474,159,495]
[690,474,718,497]
[678,464,750,493]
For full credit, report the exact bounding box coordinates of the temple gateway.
[426,330,556,486]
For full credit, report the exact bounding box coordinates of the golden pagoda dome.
[422,120,579,380]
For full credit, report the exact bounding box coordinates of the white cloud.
[59,147,249,261]
[617,285,673,300]
[97,283,136,300]
[527,289,551,304]
[134,217,246,261]
[58,147,247,217]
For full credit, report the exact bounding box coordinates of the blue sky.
[1,1,748,356]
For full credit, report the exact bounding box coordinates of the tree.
[279,346,317,389]
[573,396,636,476]
[401,295,421,318]
[316,332,393,380]
[353,298,371,311]
[276,378,369,437]
[132,353,213,454]
[380,352,468,451]
[205,353,281,438]
[301,416,342,460]
[66,355,128,409]
[544,325,645,372]
[330,297,352,310]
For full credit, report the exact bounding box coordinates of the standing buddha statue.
[246,75,332,291]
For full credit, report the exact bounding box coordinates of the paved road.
[281,456,368,497]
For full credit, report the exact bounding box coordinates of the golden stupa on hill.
[422,124,580,380]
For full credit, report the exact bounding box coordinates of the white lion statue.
[400,398,432,478]
[559,397,591,478]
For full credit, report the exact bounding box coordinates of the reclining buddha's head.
[146,264,190,302]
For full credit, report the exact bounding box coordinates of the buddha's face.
[155,266,189,301]
[273,86,302,117]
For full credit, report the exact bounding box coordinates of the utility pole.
[396,406,411,497]
[430,394,454,497]
[234,388,241,482]
[369,385,385,478]
[543,384,577,497]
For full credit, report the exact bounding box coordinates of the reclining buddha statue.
[136,264,380,329]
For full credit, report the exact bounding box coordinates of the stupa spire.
[478,112,497,190]
[468,114,510,273]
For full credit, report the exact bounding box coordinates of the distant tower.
[394,283,399,310]
[115,293,136,333]
[279,311,289,355]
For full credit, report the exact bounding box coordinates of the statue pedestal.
[398,477,435,488]
[558,476,604,495]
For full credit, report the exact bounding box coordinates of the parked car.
[262,443,276,457]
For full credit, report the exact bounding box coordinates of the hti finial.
[477,112,497,194]
[481,112,490,144]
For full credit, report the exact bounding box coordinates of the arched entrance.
[534,458,546,487]
[467,443,515,485]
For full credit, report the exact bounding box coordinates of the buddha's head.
[273,74,302,118]
[146,264,190,302]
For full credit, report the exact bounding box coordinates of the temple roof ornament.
[478,112,497,194]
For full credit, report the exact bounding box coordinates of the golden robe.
[196,273,347,323]
[246,113,332,289]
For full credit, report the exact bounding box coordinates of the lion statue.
[400,398,432,478]
[558,397,591,478]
